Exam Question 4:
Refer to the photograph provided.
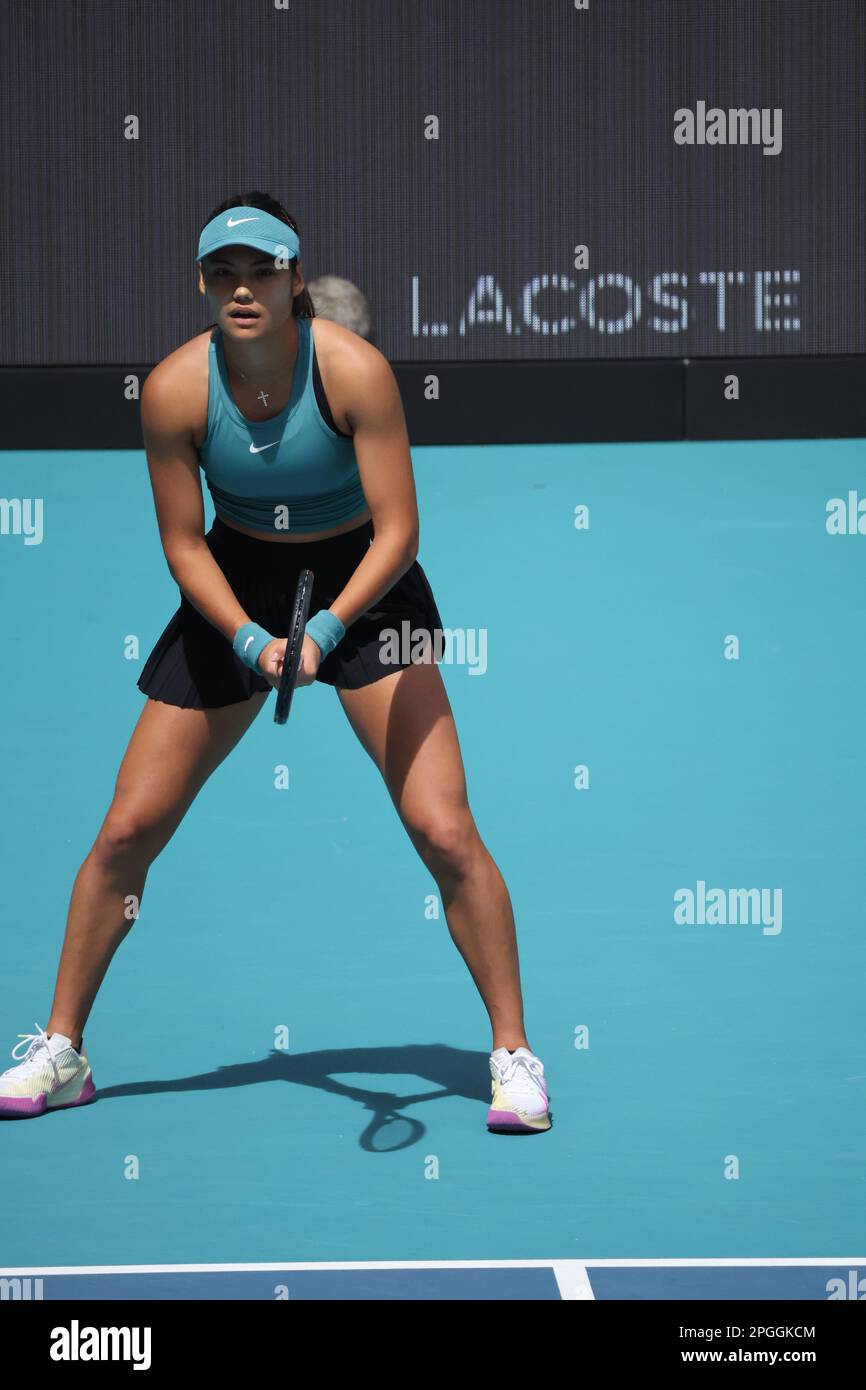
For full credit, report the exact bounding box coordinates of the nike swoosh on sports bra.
[198,316,368,533]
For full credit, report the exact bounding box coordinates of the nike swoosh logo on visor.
[226,216,258,227]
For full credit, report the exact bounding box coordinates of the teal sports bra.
[198,317,368,534]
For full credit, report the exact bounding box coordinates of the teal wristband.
[232,621,274,673]
[305,609,345,660]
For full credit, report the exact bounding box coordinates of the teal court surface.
[1,438,864,1299]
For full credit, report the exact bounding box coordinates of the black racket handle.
[274,568,314,725]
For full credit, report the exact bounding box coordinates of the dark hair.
[199,190,315,318]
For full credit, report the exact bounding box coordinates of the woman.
[0,191,550,1135]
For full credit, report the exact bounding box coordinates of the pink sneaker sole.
[0,1074,97,1119]
[486,1105,552,1134]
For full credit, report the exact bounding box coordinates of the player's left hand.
[260,634,321,690]
[293,634,321,688]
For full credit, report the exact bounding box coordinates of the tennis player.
[0,192,550,1134]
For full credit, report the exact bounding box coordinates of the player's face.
[197,247,304,334]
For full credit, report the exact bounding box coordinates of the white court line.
[552,1261,595,1299]
[1,1257,863,1276]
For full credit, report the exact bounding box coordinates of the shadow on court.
[89,1042,492,1151]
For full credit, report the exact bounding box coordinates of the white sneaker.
[487,1046,552,1133]
[0,1023,96,1119]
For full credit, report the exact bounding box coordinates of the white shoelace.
[494,1052,545,1101]
[2,1023,61,1084]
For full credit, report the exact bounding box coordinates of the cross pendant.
[257,389,270,407]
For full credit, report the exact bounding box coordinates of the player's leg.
[44,691,270,1047]
[336,662,531,1052]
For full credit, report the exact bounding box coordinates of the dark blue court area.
[2,1261,864,1301]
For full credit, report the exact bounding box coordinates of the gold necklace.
[229,346,297,407]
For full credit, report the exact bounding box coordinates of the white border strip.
[1,1257,863,1276]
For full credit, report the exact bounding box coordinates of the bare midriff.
[214,505,372,544]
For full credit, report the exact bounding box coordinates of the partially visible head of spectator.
[307,275,373,341]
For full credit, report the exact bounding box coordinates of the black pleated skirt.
[137,515,445,709]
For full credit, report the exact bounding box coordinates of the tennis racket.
[273,568,314,725]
